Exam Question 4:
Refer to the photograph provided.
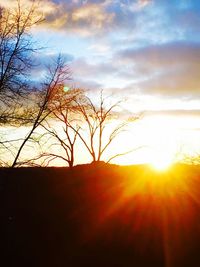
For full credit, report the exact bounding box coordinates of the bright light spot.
[110,115,179,167]
[63,85,69,92]
[150,158,172,171]
[149,149,174,171]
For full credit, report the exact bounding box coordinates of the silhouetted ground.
[1,162,200,266]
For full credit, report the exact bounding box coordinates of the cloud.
[145,109,200,118]
[68,78,102,91]
[41,0,200,41]
[128,0,152,12]
[19,0,150,37]
[41,1,115,36]
[0,0,55,12]
[137,67,200,98]
[116,42,200,98]
[30,52,112,90]
[70,58,117,78]
[2,0,200,101]
[30,52,74,81]
[1,0,200,42]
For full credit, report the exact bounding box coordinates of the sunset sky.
[1,0,200,166]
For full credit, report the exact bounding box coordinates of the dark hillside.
[1,163,200,267]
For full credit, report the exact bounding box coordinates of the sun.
[149,151,174,171]
[150,158,172,171]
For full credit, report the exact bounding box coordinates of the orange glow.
[74,164,200,266]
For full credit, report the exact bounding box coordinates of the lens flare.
[63,85,69,92]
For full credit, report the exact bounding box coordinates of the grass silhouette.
[1,163,200,267]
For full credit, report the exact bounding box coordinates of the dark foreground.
[1,163,200,267]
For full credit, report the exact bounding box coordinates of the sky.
[1,0,200,166]
[29,0,200,108]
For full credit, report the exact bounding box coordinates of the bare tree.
[0,0,43,163]
[0,0,43,105]
[11,55,71,167]
[33,88,83,168]
[40,110,80,168]
[68,91,134,163]
[13,89,137,167]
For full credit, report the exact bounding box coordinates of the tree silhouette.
[0,0,43,106]
[11,55,71,167]
[0,0,44,165]
[34,88,84,168]
[67,91,132,163]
